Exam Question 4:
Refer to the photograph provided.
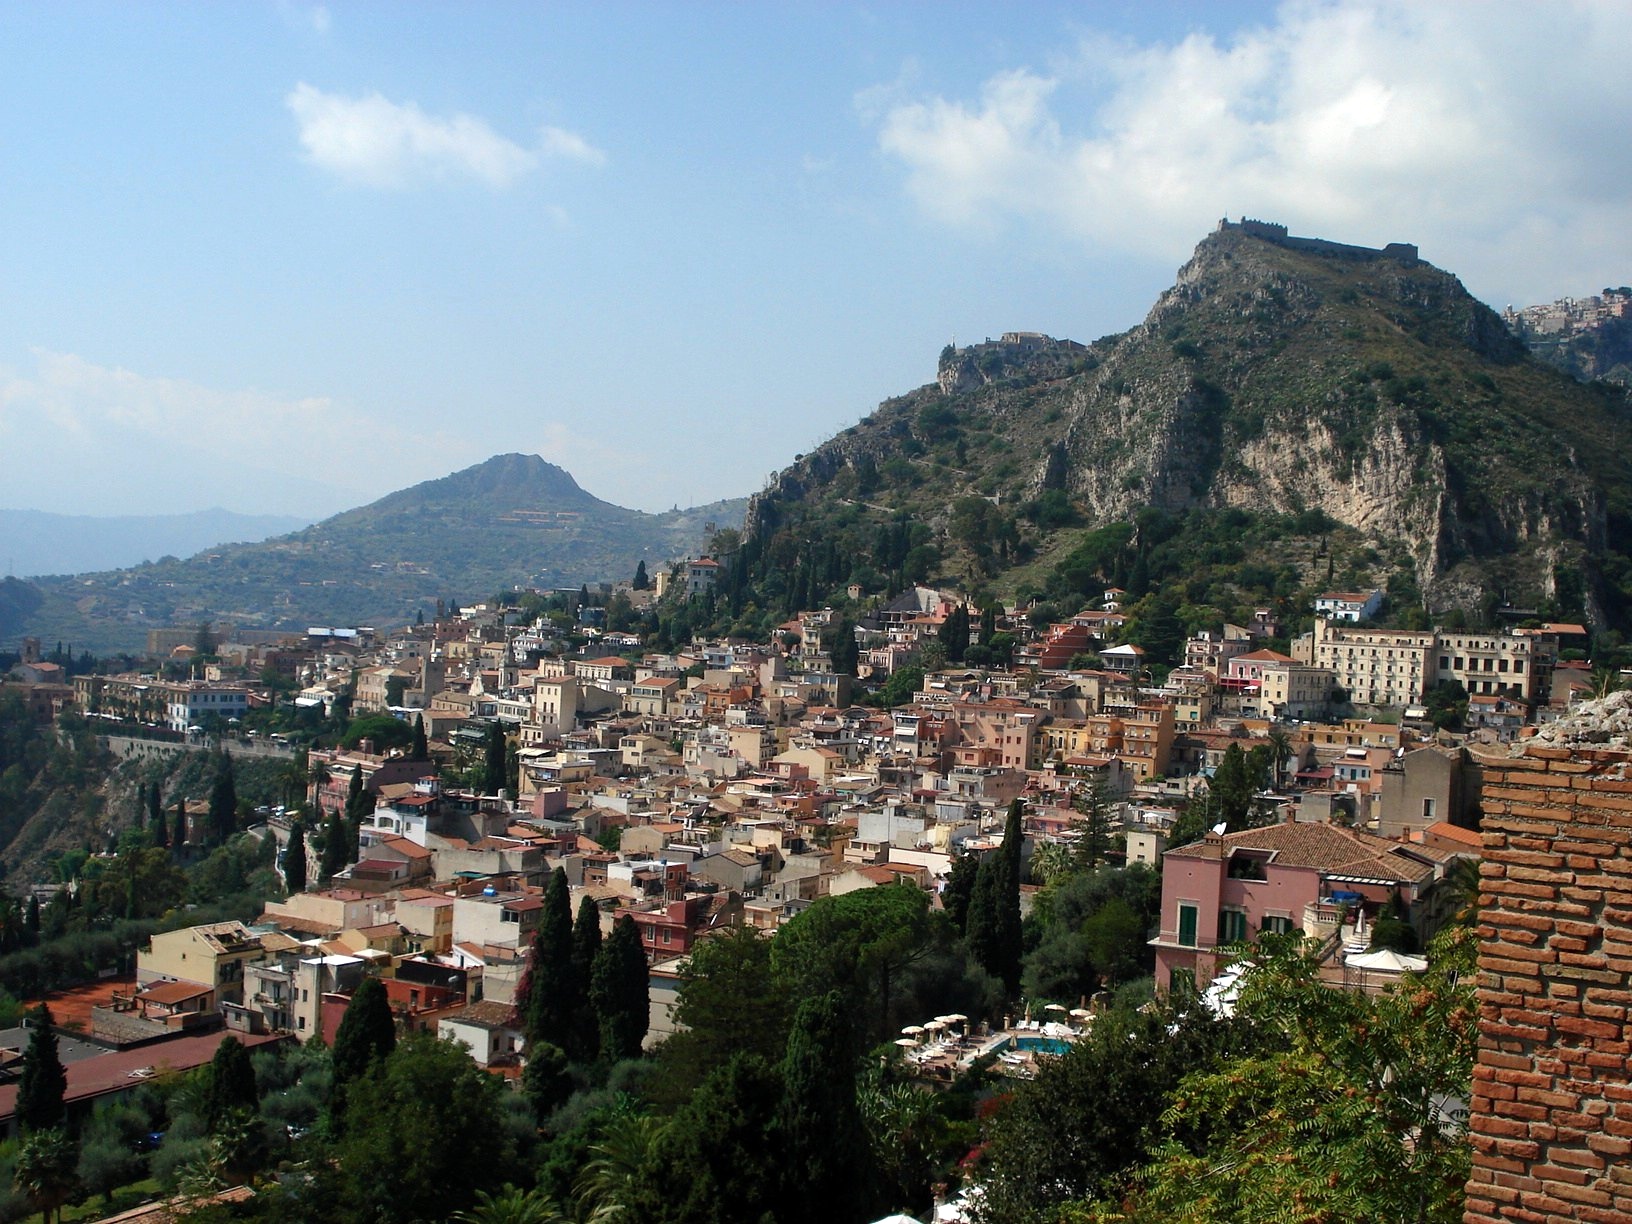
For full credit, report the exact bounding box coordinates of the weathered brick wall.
[1467,743,1632,1224]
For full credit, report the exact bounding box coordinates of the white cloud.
[286,83,604,189]
[539,125,606,167]
[866,1,1632,304]
[0,350,474,515]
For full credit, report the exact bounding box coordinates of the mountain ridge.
[1,455,745,654]
[741,220,1632,635]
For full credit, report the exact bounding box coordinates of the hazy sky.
[1,1,1627,520]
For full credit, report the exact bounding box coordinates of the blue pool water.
[1012,1036,1072,1055]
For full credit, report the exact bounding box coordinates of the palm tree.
[1590,666,1622,700]
[453,1185,570,1224]
[14,1128,77,1224]
[1266,728,1295,789]
[575,1111,662,1223]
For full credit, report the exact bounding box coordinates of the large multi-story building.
[1309,619,1539,707]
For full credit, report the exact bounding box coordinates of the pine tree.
[16,1005,66,1133]
[591,915,649,1061]
[283,820,308,894]
[1073,776,1115,872]
[569,895,603,1062]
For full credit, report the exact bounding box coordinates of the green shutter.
[1178,903,1197,947]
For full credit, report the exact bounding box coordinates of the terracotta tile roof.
[1166,821,1438,884]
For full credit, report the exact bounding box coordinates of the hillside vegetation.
[3,455,745,654]
[739,222,1632,637]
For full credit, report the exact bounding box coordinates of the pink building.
[1150,821,1443,993]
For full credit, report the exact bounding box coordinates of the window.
[1260,914,1294,936]
[1178,903,1198,947]
[1422,798,1437,821]
[1219,909,1248,944]
[1514,661,1524,674]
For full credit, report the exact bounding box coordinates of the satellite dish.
[1211,822,1227,835]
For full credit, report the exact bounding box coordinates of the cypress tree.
[331,976,396,1096]
[172,797,187,848]
[283,819,308,895]
[209,751,238,844]
[205,1035,259,1126]
[520,869,575,1050]
[569,895,603,1062]
[777,991,866,1224]
[319,810,348,882]
[483,723,507,795]
[591,914,649,1061]
[410,714,429,762]
[16,1005,66,1133]
[151,786,169,850]
[996,798,1024,993]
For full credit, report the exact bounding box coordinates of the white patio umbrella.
[1346,948,1427,973]
[893,1037,919,1048]
[1043,1003,1068,1012]
[901,1025,925,1036]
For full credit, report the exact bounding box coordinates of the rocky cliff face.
[747,221,1632,625]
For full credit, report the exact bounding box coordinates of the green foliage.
[330,975,396,1116]
[1113,927,1477,1223]
[282,819,307,894]
[771,885,938,1044]
[591,915,650,1062]
[332,1032,523,1222]
[204,1036,259,1128]
[650,925,792,1109]
[340,713,415,753]
[519,868,578,1052]
[779,992,869,1224]
[633,1054,785,1224]
[13,1127,77,1223]
[16,1006,66,1133]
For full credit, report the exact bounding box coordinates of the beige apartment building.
[1310,619,1538,708]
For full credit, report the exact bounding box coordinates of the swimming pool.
[1011,1035,1073,1055]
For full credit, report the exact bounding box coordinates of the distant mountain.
[738,220,1632,635]
[1,455,746,654]
[0,508,309,579]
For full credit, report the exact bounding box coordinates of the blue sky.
[1,1,1627,520]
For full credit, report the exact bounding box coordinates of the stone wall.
[1466,742,1632,1223]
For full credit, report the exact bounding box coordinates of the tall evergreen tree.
[283,819,308,895]
[205,1035,260,1127]
[483,722,507,795]
[208,751,238,844]
[591,915,650,1061]
[969,800,1025,995]
[519,868,575,1050]
[569,895,604,1061]
[331,976,396,1099]
[16,1005,66,1133]
[151,786,169,851]
[1073,776,1116,872]
[633,560,649,590]
[410,714,429,763]
[318,810,349,882]
[172,797,188,849]
[1212,742,1256,832]
[778,991,868,1224]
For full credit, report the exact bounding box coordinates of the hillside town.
[1,568,1595,1091]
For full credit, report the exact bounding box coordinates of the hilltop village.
[0,540,1628,1219]
[7,566,1589,1023]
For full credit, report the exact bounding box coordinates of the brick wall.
[1466,743,1632,1223]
